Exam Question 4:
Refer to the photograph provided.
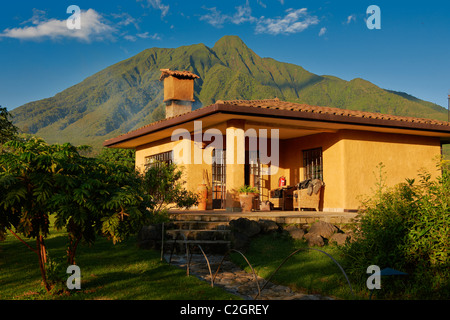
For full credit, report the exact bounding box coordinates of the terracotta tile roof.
[216,98,450,127]
[104,98,450,147]
[159,68,200,81]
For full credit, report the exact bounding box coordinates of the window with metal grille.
[145,151,173,169]
[303,148,323,180]
[212,149,226,209]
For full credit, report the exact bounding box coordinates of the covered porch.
[105,99,448,214]
[203,116,337,213]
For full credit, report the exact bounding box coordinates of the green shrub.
[341,162,450,299]
[45,256,68,294]
[237,185,260,194]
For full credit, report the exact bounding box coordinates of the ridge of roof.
[216,99,450,127]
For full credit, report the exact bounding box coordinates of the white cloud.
[124,32,161,42]
[1,9,160,43]
[255,8,319,35]
[231,1,257,25]
[198,4,319,36]
[199,7,228,28]
[319,27,327,36]
[137,32,161,40]
[0,9,115,42]
[124,34,137,42]
[346,15,356,24]
[111,12,140,30]
[200,1,255,28]
[111,11,163,42]
[256,0,267,8]
[140,0,169,18]
[20,8,47,25]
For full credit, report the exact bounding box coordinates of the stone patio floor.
[169,209,358,225]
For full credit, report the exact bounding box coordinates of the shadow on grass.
[229,233,363,300]
[1,232,240,300]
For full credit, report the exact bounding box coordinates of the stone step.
[162,215,234,255]
[169,220,231,231]
[169,214,233,222]
[164,239,231,254]
[164,239,231,245]
[169,211,358,225]
[166,229,231,241]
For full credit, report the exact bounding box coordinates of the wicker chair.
[294,186,322,211]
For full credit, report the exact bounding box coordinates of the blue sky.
[1,0,449,111]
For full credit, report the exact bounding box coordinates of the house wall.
[135,127,442,212]
[279,130,442,211]
[338,130,442,210]
[136,137,214,209]
[135,137,176,172]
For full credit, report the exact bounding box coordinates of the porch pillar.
[225,119,246,212]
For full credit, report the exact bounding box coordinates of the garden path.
[165,254,334,300]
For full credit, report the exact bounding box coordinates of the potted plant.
[197,170,209,210]
[238,185,259,212]
[197,183,208,210]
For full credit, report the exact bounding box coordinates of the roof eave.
[103,104,221,148]
[217,103,450,133]
[104,103,450,148]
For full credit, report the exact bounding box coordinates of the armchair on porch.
[269,186,294,211]
[293,179,324,212]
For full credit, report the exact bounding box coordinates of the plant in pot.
[197,183,208,210]
[238,185,259,212]
[197,170,209,210]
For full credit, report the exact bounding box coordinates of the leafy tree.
[97,147,135,173]
[52,149,147,264]
[0,138,64,291]
[142,162,198,215]
[0,139,148,291]
[1,138,198,292]
[0,106,18,145]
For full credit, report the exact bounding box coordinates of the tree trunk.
[8,229,38,254]
[67,234,81,265]
[67,219,82,265]
[36,235,50,292]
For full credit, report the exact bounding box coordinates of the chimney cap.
[159,68,200,81]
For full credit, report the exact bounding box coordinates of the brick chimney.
[159,69,199,118]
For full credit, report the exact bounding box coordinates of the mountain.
[11,35,448,152]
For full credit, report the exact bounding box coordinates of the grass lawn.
[230,232,370,300]
[0,224,240,300]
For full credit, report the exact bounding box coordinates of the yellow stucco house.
[104,69,450,213]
